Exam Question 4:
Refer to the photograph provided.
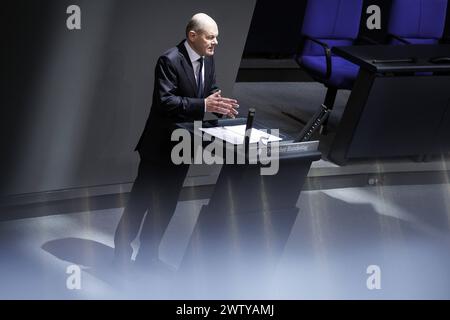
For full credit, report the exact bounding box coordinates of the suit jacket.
[136,40,218,162]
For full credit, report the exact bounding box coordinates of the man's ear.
[188,30,196,41]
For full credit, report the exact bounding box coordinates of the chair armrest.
[388,33,411,44]
[295,35,332,79]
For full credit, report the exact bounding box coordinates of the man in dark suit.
[114,13,239,269]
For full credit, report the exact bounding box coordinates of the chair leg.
[320,87,338,135]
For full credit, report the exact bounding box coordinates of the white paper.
[199,125,282,145]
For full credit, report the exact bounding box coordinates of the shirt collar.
[184,40,203,64]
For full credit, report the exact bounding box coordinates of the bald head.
[185,13,218,38]
[186,13,219,56]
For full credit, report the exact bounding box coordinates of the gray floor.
[1,82,450,299]
[1,183,450,299]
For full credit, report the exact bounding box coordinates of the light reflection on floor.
[1,184,450,299]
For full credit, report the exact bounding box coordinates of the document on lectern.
[199,125,282,145]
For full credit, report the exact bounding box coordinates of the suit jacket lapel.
[177,41,197,96]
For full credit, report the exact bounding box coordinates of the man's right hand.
[205,90,239,118]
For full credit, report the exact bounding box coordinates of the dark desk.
[176,118,321,284]
[327,45,450,165]
[333,44,450,73]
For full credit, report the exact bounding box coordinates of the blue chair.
[295,0,364,130]
[388,0,448,45]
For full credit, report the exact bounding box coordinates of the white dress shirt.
[184,41,206,110]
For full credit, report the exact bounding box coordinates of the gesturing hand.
[205,90,239,118]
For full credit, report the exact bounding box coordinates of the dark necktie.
[196,57,204,98]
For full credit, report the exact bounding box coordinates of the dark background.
[2,0,450,198]
[1,0,256,197]
[242,0,450,57]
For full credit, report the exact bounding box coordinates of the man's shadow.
[41,238,120,284]
[42,237,145,290]
[41,237,178,292]
[42,238,113,267]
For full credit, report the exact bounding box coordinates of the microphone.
[245,108,256,161]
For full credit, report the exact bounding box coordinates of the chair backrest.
[388,0,448,44]
[301,0,364,56]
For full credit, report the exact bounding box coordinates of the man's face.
[189,23,219,56]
